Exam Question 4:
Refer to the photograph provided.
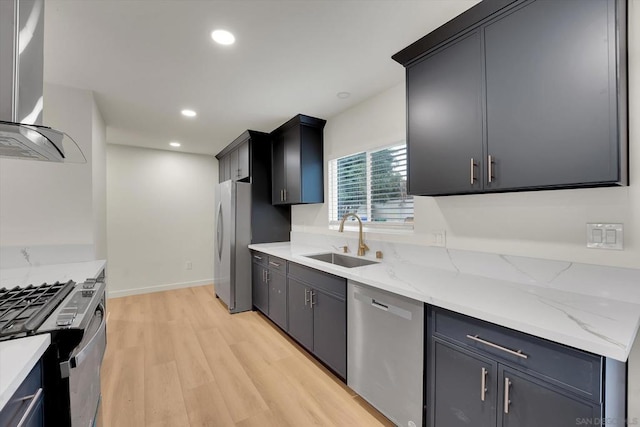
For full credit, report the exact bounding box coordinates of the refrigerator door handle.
[217,202,223,260]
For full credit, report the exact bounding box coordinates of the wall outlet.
[428,231,447,247]
[586,223,623,250]
[185,261,193,270]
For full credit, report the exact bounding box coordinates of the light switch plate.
[586,223,623,250]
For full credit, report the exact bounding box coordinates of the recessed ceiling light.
[181,109,197,117]
[211,29,235,45]
[169,142,181,147]
[337,92,351,99]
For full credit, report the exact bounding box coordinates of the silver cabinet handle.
[310,290,316,307]
[265,271,269,283]
[269,261,281,267]
[253,255,262,260]
[470,158,476,184]
[304,289,309,306]
[481,367,487,402]
[371,299,389,311]
[16,388,43,427]
[488,155,494,183]
[504,377,511,414]
[466,334,528,359]
[284,189,287,201]
[280,189,284,202]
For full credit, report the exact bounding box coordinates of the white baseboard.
[107,279,213,298]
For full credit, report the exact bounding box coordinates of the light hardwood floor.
[101,286,394,427]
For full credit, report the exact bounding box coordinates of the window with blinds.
[328,142,413,229]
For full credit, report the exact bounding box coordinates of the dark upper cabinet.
[217,140,249,182]
[271,114,326,205]
[216,131,291,244]
[407,31,484,195]
[484,0,621,191]
[395,0,627,196]
[237,141,250,180]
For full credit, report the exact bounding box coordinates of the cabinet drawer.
[0,361,43,426]
[251,251,268,267]
[288,262,345,299]
[267,256,286,273]
[431,307,602,402]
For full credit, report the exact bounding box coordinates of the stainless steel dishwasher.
[347,280,424,427]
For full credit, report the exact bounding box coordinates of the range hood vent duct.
[0,0,85,163]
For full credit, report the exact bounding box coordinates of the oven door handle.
[60,303,106,378]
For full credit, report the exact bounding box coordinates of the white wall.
[292,1,640,270]
[92,97,107,260]
[0,83,106,266]
[106,144,216,297]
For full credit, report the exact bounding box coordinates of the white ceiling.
[43,0,480,156]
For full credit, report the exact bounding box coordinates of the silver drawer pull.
[504,377,511,414]
[17,388,43,427]
[466,334,528,359]
[253,255,263,260]
[269,261,281,267]
[481,367,487,401]
[470,158,476,184]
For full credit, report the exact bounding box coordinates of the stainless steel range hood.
[0,0,85,163]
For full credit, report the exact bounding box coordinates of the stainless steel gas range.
[0,271,107,427]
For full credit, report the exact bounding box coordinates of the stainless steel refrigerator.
[214,180,252,313]
[214,178,290,313]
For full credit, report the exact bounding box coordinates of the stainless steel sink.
[304,252,379,268]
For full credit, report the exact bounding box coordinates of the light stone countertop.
[0,334,50,410]
[249,239,640,362]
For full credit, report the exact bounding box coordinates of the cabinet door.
[312,289,346,379]
[251,262,268,314]
[267,269,287,330]
[287,278,314,351]
[484,0,618,190]
[498,367,600,427]
[407,30,484,196]
[272,132,286,204]
[229,148,239,180]
[283,125,301,204]
[237,141,250,180]
[218,156,227,182]
[430,339,497,427]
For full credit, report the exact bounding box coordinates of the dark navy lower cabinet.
[426,306,625,427]
[251,259,269,314]
[431,338,497,427]
[497,366,600,427]
[287,262,347,380]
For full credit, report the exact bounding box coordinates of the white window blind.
[328,143,413,229]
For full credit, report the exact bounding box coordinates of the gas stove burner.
[0,280,76,340]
